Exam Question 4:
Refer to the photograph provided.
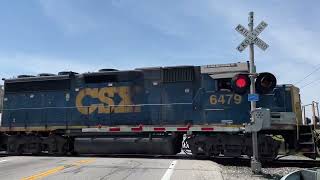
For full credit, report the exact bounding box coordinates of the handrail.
[302,101,319,128]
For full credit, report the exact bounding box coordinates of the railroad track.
[1,152,319,168]
[210,157,320,168]
[265,159,320,168]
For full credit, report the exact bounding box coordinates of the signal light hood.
[255,72,277,94]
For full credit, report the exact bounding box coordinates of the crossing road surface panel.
[0,156,223,180]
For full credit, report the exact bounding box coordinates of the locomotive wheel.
[43,135,68,155]
[26,143,42,155]
[55,142,68,155]
[24,136,42,155]
[7,143,22,155]
[258,135,280,161]
[7,135,23,155]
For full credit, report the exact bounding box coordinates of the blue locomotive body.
[0,62,308,158]
[1,62,297,129]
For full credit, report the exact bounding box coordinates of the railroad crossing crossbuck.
[236,21,269,52]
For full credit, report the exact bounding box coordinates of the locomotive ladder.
[298,125,318,159]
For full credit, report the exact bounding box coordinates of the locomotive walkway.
[0,155,223,180]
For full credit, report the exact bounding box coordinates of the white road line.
[161,160,177,180]
[0,159,8,163]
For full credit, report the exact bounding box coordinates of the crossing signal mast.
[235,12,271,174]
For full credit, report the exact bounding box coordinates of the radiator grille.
[162,67,195,83]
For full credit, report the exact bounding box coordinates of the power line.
[295,64,320,85]
[300,78,320,89]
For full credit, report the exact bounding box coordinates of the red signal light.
[231,72,276,94]
[231,74,250,94]
[235,76,247,88]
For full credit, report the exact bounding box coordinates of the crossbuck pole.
[248,11,262,174]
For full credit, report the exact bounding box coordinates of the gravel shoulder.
[220,166,303,180]
[218,156,314,180]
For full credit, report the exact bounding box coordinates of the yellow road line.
[21,166,65,180]
[20,158,95,180]
[72,159,96,166]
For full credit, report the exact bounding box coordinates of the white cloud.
[269,27,320,65]
[27,1,320,106]
[206,1,320,104]
[38,0,98,34]
[0,53,100,79]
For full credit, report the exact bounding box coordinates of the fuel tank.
[74,136,181,155]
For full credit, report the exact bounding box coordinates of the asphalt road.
[0,155,223,180]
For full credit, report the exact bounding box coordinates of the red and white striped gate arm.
[82,124,244,133]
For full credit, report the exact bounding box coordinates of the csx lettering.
[210,94,242,105]
[75,86,141,115]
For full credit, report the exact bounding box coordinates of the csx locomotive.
[0,62,318,160]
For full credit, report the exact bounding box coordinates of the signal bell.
[255,72,277,94]
[231,74,250,94]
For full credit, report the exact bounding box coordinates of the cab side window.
[217,78,232,92]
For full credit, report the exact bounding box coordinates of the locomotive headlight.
[255,72,277,94]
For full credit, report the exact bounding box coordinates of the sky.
[0,0,319,106]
